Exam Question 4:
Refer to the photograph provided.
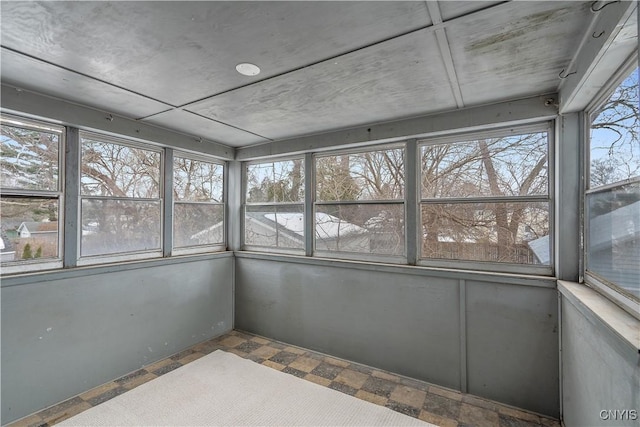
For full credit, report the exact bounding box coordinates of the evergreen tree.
[22,243,33,259]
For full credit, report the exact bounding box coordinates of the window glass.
[245,159,304,251]
[316,149,404,201]
[586,67,639,302]
[81,199,161,256]
[80,133,162,258]
[81,138,160,198]
[586,181,639,299]
[419,128,550,267]
[173,157,223,202]
[316,203,404,255]
[315,147,405,257]
[421,133,548,199]
[1,116,63,270]
[173,155,225,250]
[245,204,305,250]
[1,123,59,191]
[246,159,304,203]
[421,201,550,264]
[590,68,639,187]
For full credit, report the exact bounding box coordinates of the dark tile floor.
[9,330,561,427]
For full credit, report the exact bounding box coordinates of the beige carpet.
[59,350,434,426]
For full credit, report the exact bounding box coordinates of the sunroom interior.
[1,1,638,426]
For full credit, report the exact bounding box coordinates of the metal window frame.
[170,151,227,254]
[0,114,65,273]
[242,157,306,253]
[312,144,407,261]
[77,131,164,264]
[416,121,555,275]
[583,56,640,315]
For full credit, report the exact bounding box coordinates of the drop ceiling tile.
[187,29,457,141]
[448,1,592,106]
[1,1,430,106]
[1,49,170,119]
[142,109,269,147]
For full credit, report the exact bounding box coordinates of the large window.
[0,115,63,272]
[419,125,551,272]
[244,158,305,251]
[314,146,405,257]
[80,132,162,261]
[586,65,639,304]
[173,154,225,252]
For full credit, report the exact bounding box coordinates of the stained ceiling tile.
[447,1,592,106]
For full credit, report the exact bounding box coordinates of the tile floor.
[9,330,561,427]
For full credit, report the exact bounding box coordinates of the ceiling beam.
[425,1,464,108]
[0,84,234,160]
[558,0,637,113]
[236,94,558,160]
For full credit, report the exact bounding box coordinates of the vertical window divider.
[228,160,242,252]
[405,139,418,265]
[163,148,174,257]
[63,127,79,268]
[304,153,314,257]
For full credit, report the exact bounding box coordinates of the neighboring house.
[17,221,58,239]
[0,232,16,262]
[243,212,370,252]
[527,235,550,265]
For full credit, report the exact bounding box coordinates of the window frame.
[0,114,65,273]
[77,130,164,265]
[584,56,640,318]
[171,151,226,255]
[242,156,306,254]
[313,143,407,263]
[416,122,555,276]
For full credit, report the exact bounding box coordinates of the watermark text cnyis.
[599,409,638,421]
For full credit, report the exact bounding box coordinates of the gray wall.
[561,296,640,427]
[1,253,234,425]
[235,253,559,417]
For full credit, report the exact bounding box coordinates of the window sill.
[558,280,640,354]
[1,251,234,287]
[235,251,556,288]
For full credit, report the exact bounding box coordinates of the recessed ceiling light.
[236,63,261,76]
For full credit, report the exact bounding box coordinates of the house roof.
[243,212,367,244]
[18,221,58,233]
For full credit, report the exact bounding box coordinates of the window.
[79,132,162,261]
[314,147,405,257]
[586,66,639,305]
[173,154,225,252]
[419,125,552,273]
[244,158,304,251]
[1,115,64,272]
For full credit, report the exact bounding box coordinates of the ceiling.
[1,1,596,148]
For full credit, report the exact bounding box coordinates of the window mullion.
[304,153,314,257]
[163,148,173,257]
[405,139,418,265]
[63,127,80,268]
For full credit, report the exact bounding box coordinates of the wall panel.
[1,254,234,424]
[235,255,559,416]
